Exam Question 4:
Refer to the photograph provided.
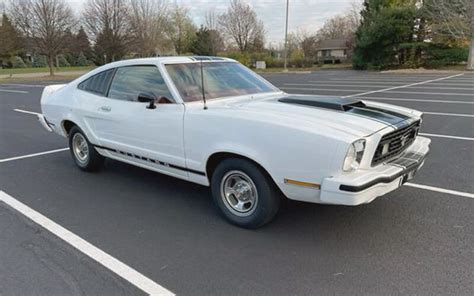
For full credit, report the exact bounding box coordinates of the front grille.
[372,120,420,166]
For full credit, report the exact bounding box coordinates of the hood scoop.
[278,96,366,111]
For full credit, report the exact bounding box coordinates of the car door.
[91,65,188,179]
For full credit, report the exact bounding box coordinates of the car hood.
[213,94,418,138]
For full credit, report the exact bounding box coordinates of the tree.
[128,0,169,56]
[218,0,265,53]
[75,52,89,66]
[352,0,416,69]
[204,9,218,31]
[317,15,353,40]
[8,0,75,75]
[300,35,318,59]
[166,6,196,54]
[423,0,473,69]
[0,13,22,60]
[61,28,76,64]
[190,26,214,55]
[75,27,93,59]
[84,0,130,63]
[204,9,225,53]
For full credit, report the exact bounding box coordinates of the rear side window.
[107,66,173,101]
[78,69,115,96]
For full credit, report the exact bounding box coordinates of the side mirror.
[137,93,156,109]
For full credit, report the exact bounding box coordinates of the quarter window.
[107,66,173,102]
[77,69,115,96]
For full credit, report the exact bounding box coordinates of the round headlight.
[343,139,366,172]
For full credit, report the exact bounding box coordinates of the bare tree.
[166,6,196,54]
[204,9,218,31]
[316,15,353,40]
[203,9,225,54]
[424,0,474,69]
[218,0,265,53]
[128,0,169,56]
[346,0,362,30]
[296,30,319,59]
[83,0,130,63]
[8,0,74,75]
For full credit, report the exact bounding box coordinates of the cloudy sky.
[64,0,360,44]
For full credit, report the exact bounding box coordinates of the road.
[0,70,473,295]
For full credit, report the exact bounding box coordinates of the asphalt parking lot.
[0,70,473,295]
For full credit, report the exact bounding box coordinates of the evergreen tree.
[190,26,214,56]
[93,26,127,65]
[62,29,76,65]
[352,0,416,69]
[0,13,22,58]
[75,26,92,59]
[11,56,26,68]
[31,54,48,67]
[75,52,89,66]
[56,54,70,67]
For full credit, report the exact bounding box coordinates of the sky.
[63,0,360,45]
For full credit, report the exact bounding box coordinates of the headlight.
[343,139,366,172]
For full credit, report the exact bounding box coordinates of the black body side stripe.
[93,144,206,176]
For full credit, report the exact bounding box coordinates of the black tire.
[68,126,104,172]
[211,158,280,229]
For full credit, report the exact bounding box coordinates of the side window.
[107,66,173,102]
[77,69,115,96]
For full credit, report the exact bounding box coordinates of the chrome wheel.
[220,171,258,217]
[72,133,89,164]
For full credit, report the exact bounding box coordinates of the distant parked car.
[39,56,430,228]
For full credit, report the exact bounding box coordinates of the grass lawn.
[0,66,94,75]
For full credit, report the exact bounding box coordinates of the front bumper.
[320,136,431,206]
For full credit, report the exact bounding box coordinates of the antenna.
[200,59,208,110]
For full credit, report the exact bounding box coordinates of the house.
[315,38,349,64]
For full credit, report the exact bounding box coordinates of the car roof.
[71,56,238,87]
[102,56,235,68]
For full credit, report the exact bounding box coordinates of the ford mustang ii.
[39,56,430,228]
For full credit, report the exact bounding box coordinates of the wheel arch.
[62,119,78,136]
[205,152,282,194]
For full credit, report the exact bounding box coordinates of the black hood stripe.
[278,96,411,127]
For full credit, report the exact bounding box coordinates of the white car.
[39,56,430,228]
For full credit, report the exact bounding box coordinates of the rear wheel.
[69,126,104,172]
[211,158,280,228]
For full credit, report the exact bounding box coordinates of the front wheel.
[211,158,280,228]
[69,126,104,172]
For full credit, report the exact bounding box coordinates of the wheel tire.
[211,158,281,229]
[68,126,104,172]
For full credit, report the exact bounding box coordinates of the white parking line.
[1,83,46,88]
[419,133,473,141]
[285,83,473,91]
[281,87,474,97]
[360,97,474,104]
[0,89,29,94]
[423,112,474,118]
[0,148,69,163]
[328,76,469,81]
[344,73,465,97]
[309,80,474,86]
[13,108,41,116]
[405,183,474,199]
[0,191,174,296]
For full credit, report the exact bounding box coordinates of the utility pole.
[283,0,289,72]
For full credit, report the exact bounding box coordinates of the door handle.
[99,106,111,112]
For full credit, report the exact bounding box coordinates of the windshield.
[165,62,279,102]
